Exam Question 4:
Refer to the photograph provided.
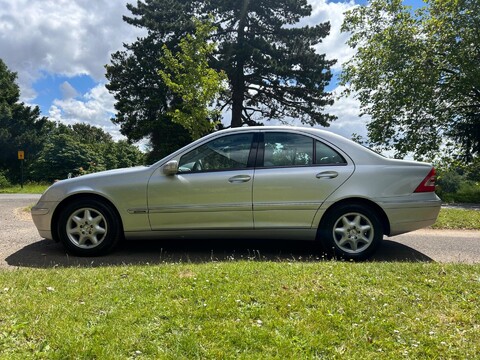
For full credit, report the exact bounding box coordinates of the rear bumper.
[380,195,442,236]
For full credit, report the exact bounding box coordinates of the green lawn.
[432,207,480,230]
[1,188,479,358]
[0,183,50,194]
[1,262,479,359]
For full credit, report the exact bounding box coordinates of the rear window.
[261,132,347,167]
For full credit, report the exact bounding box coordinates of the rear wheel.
[57,199,121,256]
[318,204,383,260]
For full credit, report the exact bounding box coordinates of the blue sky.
[0,0,425,143]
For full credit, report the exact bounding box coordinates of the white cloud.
[49,84,124,140]
[0,0,365,144]
[302,0,358,70]
[0,0,145,101]
[323,85,370,140]
[60,81,79,99]
[0,0,355,99]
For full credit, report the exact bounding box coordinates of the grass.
[0,183,50,194]
[1,187,478,357]
[1,262,479,359]
[432,208,480,230]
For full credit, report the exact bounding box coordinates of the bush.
[0,171,11,188]
[437,171,462,193]
[438,181,480,203]
[465,157,480,181]
[450,182,480,203]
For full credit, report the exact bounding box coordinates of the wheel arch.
[51,193,124,242]
[319,197,391,236]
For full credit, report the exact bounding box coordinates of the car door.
[252,131,354,229]
[147,132,256,230]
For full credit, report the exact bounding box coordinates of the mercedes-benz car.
[32,126,441,260]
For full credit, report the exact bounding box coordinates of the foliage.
[0,170,11,188]
[436,171,462,194]
[1,263,479,358]
[437,181,480,204]
[464,156,480,181]
[341,0,480,161]
[159,17,227,140]
[105,0,194,159]
[31,133,104,181]
[0,59,145,183]
[434,155,480,203]
[0,59,53,183]
[30,123,145,182]
[106,0,336,156]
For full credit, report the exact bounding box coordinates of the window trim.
[256,131,348,169]
[177,132,258,174]
[314,139,347,166]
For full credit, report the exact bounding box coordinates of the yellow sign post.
[18,150,25,188]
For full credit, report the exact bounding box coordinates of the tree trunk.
[231,71,244,128]
[230,0,250,128]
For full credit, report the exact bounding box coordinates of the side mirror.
[162,160,179,176]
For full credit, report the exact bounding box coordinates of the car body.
[32,126,441,259]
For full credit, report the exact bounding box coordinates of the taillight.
[414,168,436,193]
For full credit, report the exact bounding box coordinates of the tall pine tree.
[106,0,336,158]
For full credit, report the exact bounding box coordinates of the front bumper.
[31,201,58,241]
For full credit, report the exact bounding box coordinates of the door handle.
[316,171,339,179]
[228,175,252,183]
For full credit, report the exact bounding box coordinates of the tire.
[57,199,121,256]
[318,204,383,261]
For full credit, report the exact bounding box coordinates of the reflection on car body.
[32,126,441,260]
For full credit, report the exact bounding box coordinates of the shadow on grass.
[5,237,433,268]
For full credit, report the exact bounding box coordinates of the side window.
[178,133,254,173]
[315,141,347,165]
[263,133,313,167]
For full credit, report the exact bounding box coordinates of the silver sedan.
[32,126,441,260]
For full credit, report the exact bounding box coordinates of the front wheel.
[57,199,121,256]
[318,204,383,260]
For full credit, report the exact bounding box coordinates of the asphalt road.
[1,194,479,269]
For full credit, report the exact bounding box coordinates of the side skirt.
[124,229,317,241]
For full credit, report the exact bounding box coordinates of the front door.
[147,133,256,230]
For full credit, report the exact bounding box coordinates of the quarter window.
[178,133,254,173]
[315,141,346,165]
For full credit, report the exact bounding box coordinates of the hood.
[56,166,148,183]
[40,166,149,202]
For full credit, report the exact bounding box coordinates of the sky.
[0,0,423,145]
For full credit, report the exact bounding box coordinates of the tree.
[105,0,195,160]
[0,59,52,182]
[341,0,480,161]
[106,0,336,157]
[31,132,102,182]
[207,0,336,128]
[30,123,145,182]
[159,17,227,140]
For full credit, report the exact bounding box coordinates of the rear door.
[252,130,354,229]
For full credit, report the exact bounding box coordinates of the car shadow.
[5,237,433,268]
